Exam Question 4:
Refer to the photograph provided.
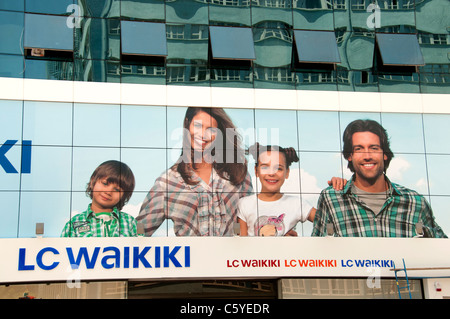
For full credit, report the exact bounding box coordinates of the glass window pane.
[121,105,167,148]
[23,101,73,146]
[423,114,450,154]
[0,0,24,11]
[0,192,19,238]
[73,103,121,147]
[20,146,72,191]
[24,59,73,80]
[0,11,24,55]
[209,1,251,26]
[209,26,256,60]
[380,113,425,154]
[298,111,341,152]
[387,153,429,196]
[0,142,21,191]
[0,54,24,78]
[254,109,298,148]
[25,0,73,15]
[0,100,22,144]
[165,0,208,24]
[294,30,341,63]
[427,154,450,196]
[375,33,424,66]
[75,18,120,60]
[24,13,74,51]
[121,21,167,56]
[71,147,120,192]
[429,196,450,238]
[19,191,71,237]
[77,0,117,18]
[120,0,165,20]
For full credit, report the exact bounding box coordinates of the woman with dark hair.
[137,107,253,236]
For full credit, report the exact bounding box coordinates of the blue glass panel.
[121,20,167,56]
[294,30,341,63]
[25,0,74,15]
[23,101,73,146]
[19,191,71,237]
[376,33,424,66]
[209,26,256,60]
[0,11,24,55]
[0,192,19,238]
[24,59,73,80]
[121,105,166,148]
[73,103,121,147]
[0,0,24,11]
[71,147,120,192]
[0,54,24,78]
[24,13,74,51]
[120,0,165,20]
[20,146,73,191]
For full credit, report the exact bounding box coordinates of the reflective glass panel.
[375,33,424,66]
[24,59,74,81]
[0,11,24,55]
[72,103,121,147]
[20,146,72,191]
[423,114,450,154]
[120,0,165,21]
[380,113,425,154]
[121,21,167,56]
[209,26,256,60]
[0,0,24,11]
[71,147,120,192]
[19,191,71,237]
[427,154,450,196]
[23,101,73,146]
[25,0,74,15]
[0,54,24,78]
[0,192,19,238]
[75,18,120,60]
[294,30,341,63]
[121,105,167,148]
[298,111,341,152]
[24,13,74,51]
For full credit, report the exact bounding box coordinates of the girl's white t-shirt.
[237,194,313,236]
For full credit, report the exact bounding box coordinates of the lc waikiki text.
[18,246,190,271]
[227,259,394,268]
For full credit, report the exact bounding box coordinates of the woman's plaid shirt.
[137,166,253,236]
[312,176,447,238]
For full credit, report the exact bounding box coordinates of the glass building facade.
[0,0,449,239]
[0,0,448,92]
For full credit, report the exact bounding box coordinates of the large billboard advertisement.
[1,94,450,239]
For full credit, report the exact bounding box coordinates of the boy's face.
[255,151,289,194]
[90,178,122,213]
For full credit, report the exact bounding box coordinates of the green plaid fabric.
[312,176,447,238]
[61,204,137,237]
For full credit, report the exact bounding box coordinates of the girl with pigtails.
[237,143,315,236]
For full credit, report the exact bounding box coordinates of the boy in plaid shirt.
[61,160,137,237]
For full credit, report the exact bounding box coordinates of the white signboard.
[1,237,450,284]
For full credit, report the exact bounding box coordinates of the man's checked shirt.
[312,176,447,238]
[137,165,253,236]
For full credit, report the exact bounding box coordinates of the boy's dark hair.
[247,142,299,169]
[342,119,394,173]
[86,160,135,210]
